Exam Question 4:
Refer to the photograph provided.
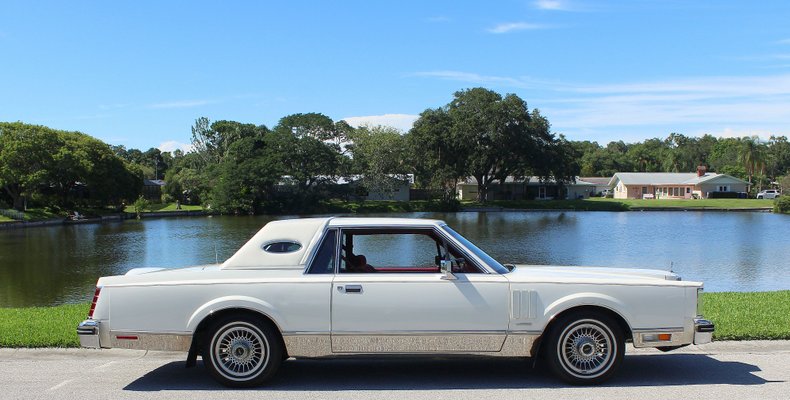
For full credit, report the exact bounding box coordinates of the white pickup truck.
[78,217,713,387]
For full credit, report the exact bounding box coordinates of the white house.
[456,176,597,201]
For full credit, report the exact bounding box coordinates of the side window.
[339,228,481,274]
[306,229,337,274]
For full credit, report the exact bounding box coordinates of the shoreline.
[0,210,207,230]
[0,205,777,230]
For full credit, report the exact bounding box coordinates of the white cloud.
[702,128,786,141]
[148,100,211,109]
[342,114,419,132]
[534,0,568,10]
[158,140,193,153]
[413,69,790,143]
[777,38,790,44]
[413,70,562,89]
[487,22,548,34]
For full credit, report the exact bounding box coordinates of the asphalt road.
[1,341,789,400]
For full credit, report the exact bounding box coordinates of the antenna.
[215,244,219,264]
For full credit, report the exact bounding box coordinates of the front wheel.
[544,312,624,385]
[203,315,283,387]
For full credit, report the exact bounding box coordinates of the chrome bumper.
[77,320,101,348]
[694,318,715,345]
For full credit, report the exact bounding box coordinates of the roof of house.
[608,172,748,186]
[577,177,611,185]
[459,176,595,186]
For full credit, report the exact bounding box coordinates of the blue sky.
[2,0,790,152]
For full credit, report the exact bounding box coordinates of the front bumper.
[694,317,715,345]
[77,319,101,348]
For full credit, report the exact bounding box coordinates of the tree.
[447,88,554,202]
[275,112,348,146]
[0,122,59,210]
[407,107,467,202]
[209,137,282,214]
[766,136,790,179]
[190,117,267,168]
[349,125,410,199]
[739,136,766,191]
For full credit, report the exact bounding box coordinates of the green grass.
[21,208,62,221]
[457,198,773,211]
[1,291,788,347]
[587,197,773,210]
[702,291,790,340]
[0,303,88,347]
[0,215,15,223]
[123,202,203,213]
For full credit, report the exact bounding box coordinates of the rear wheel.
[203,315,283,387]
[544,312,624,385]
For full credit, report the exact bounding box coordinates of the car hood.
[507,264,701,287]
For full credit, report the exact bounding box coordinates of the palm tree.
[738,136,766,192]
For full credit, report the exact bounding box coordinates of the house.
[142,179,165,200]
[347,175,413,201]
[300,174,413,201]
[608,168,749,199]
[577,177,612,196]
[456,176,597,201]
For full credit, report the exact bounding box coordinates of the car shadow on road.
[124,353,773,391]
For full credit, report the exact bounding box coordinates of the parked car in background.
[77,217,713,387]
[756,189,781,199]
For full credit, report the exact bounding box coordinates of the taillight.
[88,286,101,319]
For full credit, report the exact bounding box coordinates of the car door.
[330,227,510,353]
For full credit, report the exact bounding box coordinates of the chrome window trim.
[333,225,493,274]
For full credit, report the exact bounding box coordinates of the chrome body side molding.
[283,331,537,357]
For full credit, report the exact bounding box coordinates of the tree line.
[2,87,790,214]
[571,133,790,191]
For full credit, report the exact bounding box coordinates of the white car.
[77,217,713,387]
[756,189,781,199]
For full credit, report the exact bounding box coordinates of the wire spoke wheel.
[559,322,613,377]
[214,324,267,378]
[207,319,277,385]
[546,313,624,384]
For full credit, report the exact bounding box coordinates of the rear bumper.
[77,320,101,348]
[694,318,715,345]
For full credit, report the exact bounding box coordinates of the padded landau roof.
[221,217,446,269]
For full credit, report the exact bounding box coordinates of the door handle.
[341,284,363,293]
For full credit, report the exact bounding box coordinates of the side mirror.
[440,259,457,280]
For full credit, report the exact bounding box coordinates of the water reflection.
[0,211,788,307]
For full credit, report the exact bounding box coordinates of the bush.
[161,193,174,204]
[133,196,150,218]
[707,191,741,199]
[774,196,790,214]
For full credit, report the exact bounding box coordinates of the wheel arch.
[530,303,633,357]
[187,297,288,360]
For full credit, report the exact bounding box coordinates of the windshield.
[441,225,510,274]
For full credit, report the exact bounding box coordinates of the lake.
[1,211,788,307]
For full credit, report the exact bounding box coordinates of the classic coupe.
[77,217,714,387]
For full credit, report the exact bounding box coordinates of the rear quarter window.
[262,241,302,253]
